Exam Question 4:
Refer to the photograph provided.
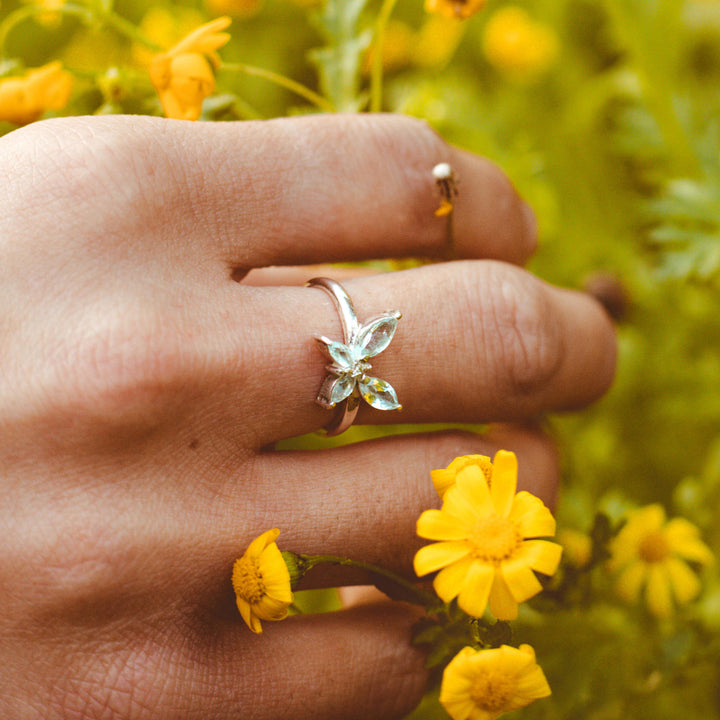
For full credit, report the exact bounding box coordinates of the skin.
[0,113,616,720]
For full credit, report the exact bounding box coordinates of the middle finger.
[211,260,616,447]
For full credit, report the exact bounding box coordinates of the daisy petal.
[433,557,476,603]
[488,571,519,620]
[516,539,563,576]
[246,528,280,558]
[665,557,701,605]
[615,561,647,602]
[417,509,470,541]
[501,556,543,603]
[646,564,673,618]
[414,541,470,576]
[490,450,518,517]
[457,562,494,617]
[509,492,556,538]
[453,465,493,516]
[665,519,714,565]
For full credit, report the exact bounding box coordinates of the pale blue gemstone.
[359,376,401,410]
[329,374,356,405]
[356,315,398,359]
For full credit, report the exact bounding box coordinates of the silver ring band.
[307,277,402,437]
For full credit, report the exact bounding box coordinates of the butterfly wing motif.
[314,310,402,411]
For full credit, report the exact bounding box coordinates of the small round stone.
[432,162,453,180]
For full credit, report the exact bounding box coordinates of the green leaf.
[308,0,372,112]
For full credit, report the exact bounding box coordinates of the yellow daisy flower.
[425,0,486,21]
[609,504,714,618]
[149,16,231,121]
[232,528,293,633]
[205,0,263,18]
[482,7,559,80]
[440,644,551,720]
[0,61,73,126]
[414,450,562,620]
[431,453,493,499]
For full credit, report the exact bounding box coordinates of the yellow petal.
[501,556,543,603]
[615,561,647,602]
[516,539,563,577]
[417,508,469,541]
[170,16,232,55]
[511,665,552,707]
[646,564,673,618]
[456,561,495,617]
[665,519,714,565]
[665,557,701,605]
[414,541,471,576]
[259,545,293,602]
[453,465,494,517]
[236,596,262,633]
[488,571,519,620]
[490,450,518,517]
[431,468,457,498]
[246,528,280,558]
[256,595,290,621]
[509,492,556,538]
[433,557,476,602]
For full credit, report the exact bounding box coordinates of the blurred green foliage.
[2,0,720,717]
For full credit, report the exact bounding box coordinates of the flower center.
[233,556,266,604]
[638,530,670,564]
[468,514,522,563]
[469,670,516,712]
[348,359,371,379]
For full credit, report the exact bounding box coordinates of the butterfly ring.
[307,277,402,436]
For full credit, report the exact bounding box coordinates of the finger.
[187,426,558,597]
[241,264,378,286]
[227,260,616,446]
[45,603,427,720]
[7,115,537,268]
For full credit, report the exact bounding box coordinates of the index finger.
[4,114,537,269]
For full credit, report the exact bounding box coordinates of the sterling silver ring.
[307,277,402,436]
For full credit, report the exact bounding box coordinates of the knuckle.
[64,309,192,436]
[0,117,171,251]
[480,262,563,399]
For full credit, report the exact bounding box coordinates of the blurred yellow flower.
[440,644,551,720]
[364,20,416,74]
[232,528,293,634]
[482,7,559,80]
[149,16,231,121]
[205,0,263,17]
[24,0,65,27]
[414,450,562,620]
[558,528,593,569]
[609,504,714,618]
[133,6,207,67]
[0,61,73,125]
[412,14,467,68]
[432,454,493,499]
[425,0,486,21]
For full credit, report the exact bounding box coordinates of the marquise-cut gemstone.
[356,314,399,358]
[359,376,401,411]
[328,374,356,405]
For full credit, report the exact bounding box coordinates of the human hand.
[0,113,615,720]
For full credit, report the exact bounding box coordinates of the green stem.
[220,62,335,113]
[369,0,400,112]
[299,553,439,608]
[100,9,162,51]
